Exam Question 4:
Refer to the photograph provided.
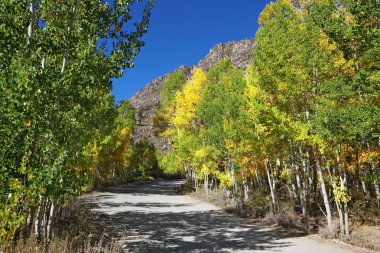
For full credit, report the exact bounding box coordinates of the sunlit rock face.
[130,39,255,151]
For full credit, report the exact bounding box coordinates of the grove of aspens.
[1,0,379,252]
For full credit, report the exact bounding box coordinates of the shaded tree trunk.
[265,159,276,213]
[316,158,333,233]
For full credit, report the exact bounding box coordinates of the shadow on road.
[86,180,306,253]
[101,180,185,195]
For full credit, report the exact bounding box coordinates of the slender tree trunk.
[294,155,308,232]
[369,163,380,206]
[24,206,36,239]
[265,159,276,213]
[334,146,344,235]
[375,184,380,207]
[253,160,262,187]
[316,158,333,233]
[243,180,249,203]
[210,175,214,192]
[343,172,349,236]
[336,201,345,235]
[194,169,198,192]
[361,180,368,200]
[46,201,55,244]
[204,173,209,195]
[229,157,237,199]
[283,159,297,209]
[27,1,34,47]
[61,0,78,73]
[295,170,308,232]
[336,146,349,236]
[43,201,49,244]
[35,196,45,242]
[344,203,349,236]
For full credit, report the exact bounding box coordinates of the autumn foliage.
[156,0,380,238]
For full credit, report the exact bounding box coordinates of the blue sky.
[111,0,272,102]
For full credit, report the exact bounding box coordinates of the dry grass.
[2,198,123,253]
[10,234,122,253]
[318,220,341,239]
[189,188,236,212]
[345,225,380,251]
[188,186,270,218]
[318,219,380,251]
[262,205,305,231]
[176,180,196,195]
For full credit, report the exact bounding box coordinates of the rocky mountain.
[130,38,255,151]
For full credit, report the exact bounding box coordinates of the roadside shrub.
[347,225,380,251]
[250,189,270,218]
[5,198,122,253]
[11,234,122,253]
[177,179,195,195]
[275,207,302,229]
[263,204,304,231]
[319,220,340,239]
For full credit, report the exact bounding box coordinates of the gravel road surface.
[85,180,362,253]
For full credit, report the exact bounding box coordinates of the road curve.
[85,180,361,253]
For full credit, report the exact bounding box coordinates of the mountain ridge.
[130,38,256,150]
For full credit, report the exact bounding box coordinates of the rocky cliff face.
[130,65,192,150]
[130,38,255,150]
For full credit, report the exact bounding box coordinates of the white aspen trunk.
[265,159,276,213]
[253,160,261,187]
[284,160,297,206]
[43,201,49,244]
[243,181,249,203]
[336,147,349,236]
[369,163,380,206]
[295,163,308,232]
[344,203,349,236]
[336,201,345,235]
[291,182,297,209]
[343,172,349,236]
[194,169,198,192]
[34,196,44,242]
[61,57,67,73]
[27,1,34,46]
[296,172,308,232]
[204,173,209,195]
[242,167,248,203]
[61,0,78,73]
[316,158,333,233]
[305,149,313,190]
[184,163,190,181]
[26,209,32,231]
[34,205,40,239]
[285,184,296,211]
[46,201,55,243]
[299,148,310,193]
[361,180,368,199]
[40,55,46,74]
[353,53,364,101]
[230,158,237,199]
[25,206,36,238]
[375,184,380,207]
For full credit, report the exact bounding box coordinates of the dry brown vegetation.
[2,199,122,253]
[188,184,380,252]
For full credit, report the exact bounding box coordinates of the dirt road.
[85,180,361,253]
